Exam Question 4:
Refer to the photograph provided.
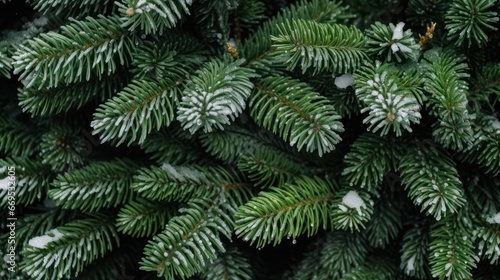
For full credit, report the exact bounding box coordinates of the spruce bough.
[0,0,499,279]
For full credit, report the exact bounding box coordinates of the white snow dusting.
[0,176,10,190]
[487,213,500,224]
[334,74,355,89]
[28,229,63,249]
[341,191,365,215]
[406,255,416,272]
[33,16,48,27]
[492,119,500,130]
[392,22,405,40]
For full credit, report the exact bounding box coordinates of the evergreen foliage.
[1,0,500,279]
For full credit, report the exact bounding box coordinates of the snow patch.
[406,255,416,272]
[334,74,355,89]
[28,229,63,249]
[0,176,10,190]
[487,213,500,224]
[492,120,500,130]
[341,191,365,215]
[392,22,405,40]
[33,16,48,27]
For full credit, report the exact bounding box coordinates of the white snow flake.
[341,191,365,215]
[0,176,11,190]
[487,213,500,224]
[334,74,355,89]
[28,229,63,249]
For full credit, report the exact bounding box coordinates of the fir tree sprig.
[116,0,193,34]
[429,208,479,279]
[0,157,52,207]
[140,197,234,279]
[399,142,466,221]
[234,176,337,248]
[445,0,499,48]
[200,245,254,280]
[116,197,178,237]
[341,133,404,190]
[354,61,423,136]
[176,58,257,134]
[20,214,120,280]
[270,19,367,74]
[48,158,140,212]
[293,231,369,279]
[250,76,344,156]
[365,21,420,63]
[423,49,474,150]
[12,15,136,90]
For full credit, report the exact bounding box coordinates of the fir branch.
[199,125,300,163]
[423,48,474,151]
[476,221,500,265]
[91,77,181,146]
[354,61,423,136]
[130,36,207,79]
[270,19,367,74]
[18,72,128,116]
[29,0,113,19]
[399,142,466,221]
[20,214,120,280]
[445,0,499,48]
[140,126,205,165]
[340,256,398,280]
[250,76,344,156]
[470,63,500,111]
[365,21,420,63]
[342,133,404,190]
[0,157,52,207]
[12,15,136,90]
[293,231,369,279]
[237,149,306,188]
[39,125,88,172]
[241,0,352,61]
[131,163,245,202]
[0,116,41,157]
[176,58,257,134]
[49,158,139,212]
[400,218,432,279]
[116,197,178,237]
[429,209,479,280]
[365,190,403,248]
[140,197,234,279]
[234,176,337,248]
[117,0,193,35]
[331,188,374,231]
[457,114,500,175]
[200,245,253,280]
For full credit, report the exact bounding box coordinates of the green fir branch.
[20,214,120,280]
[176,58,257,134]
[116,197,178,238]
[49,158,139,212]
[399,142,466,220]
[445,0,499,48]
[116,0,193,35]
[140,197,234,279]
[293,231,369,279]
[0,158,52,207]
[12,15,136,90]
[250,76,344,156]
[200,245,253,280]
[270,19,367,74]
[234,176,337,248]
